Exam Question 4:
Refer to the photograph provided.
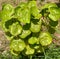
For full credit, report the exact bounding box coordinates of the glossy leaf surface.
[10,39,26,51]
[39,32,52,46]
[15,7,30,24]
[49,7,60,21]
[25,45,35,55]
[42,3,57,9]
[30,19,42,33]
[31,7,41,19]
[0,4,14,22]
[28,37,38,44]
[9,22,22,36]
[20,30,31,38]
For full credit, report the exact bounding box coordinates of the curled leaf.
[25,45,35,55]
[42,3,57,9]
[39,32,52,46]
[9,22,22,36]
[20,30,31,38]
[31,7,42,19]
[49,14,60,21]
[28,37,38,44]
[49,7,60,21]
[28,1,36,9]
[15,7,30,24]
[10,39,26,52]
[30,19,42,33]
[0,4,14,22]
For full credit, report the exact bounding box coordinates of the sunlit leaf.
[20,30,31,38]
[10,39,26,52]
[9,22,22,36]
[15,7,30,24]
[28,37,38,44]
[42,3,57,9]
[25,45,35,55]
[0,4,14,22]
[30,19,42,33]
[39,32,52,46]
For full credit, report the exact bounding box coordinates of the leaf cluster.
[0,1,60,56]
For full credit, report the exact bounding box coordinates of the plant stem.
[42,47,46,59]
[30,55,33,59]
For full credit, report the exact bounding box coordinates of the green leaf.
[30,19,42,33]
[2,4,14,16]
[1,22,9,32]
[49,7,60,15]
[42,3,57,9]
[9,22,22,36]
[25,45,35,55]
[39,32,52,46]
[28,37,38,44]
[30,22,40,32]
[49,14,60,21]
[31,7,42,19]
[34,45,40,49]
[5,34,13,40]
[20,23,31,38]
[28,1,36,9]
[48,7,60,21]
[21,8,30,24]
[15,7,30,24]
[0,10,12,22]
[10,49,19,56]
[10,39,26,52]
[1,18,20,32]
[5,32,14,40]
[0,4,14,22]
[20,30,31,38]
[28,1,40,19]
[36,45,43,53]
[49,20,58,27]
[18,2,27,8]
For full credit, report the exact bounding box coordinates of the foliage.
[45,43,60,59]
[0,1,60,59]
[0,51,19,59]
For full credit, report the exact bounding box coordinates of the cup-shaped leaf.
[9,22,22,36]
[5,32,14,40]
[10,49,19,56]
[10,39,26,52]
[49,7,60,15]
[18,2,27,8]
[28,1,36,9]
[0,4,14,22]
[30,19,42,33]
[39,32,52,46]
[34,45,40,49]
[42,3,57,10]
[49,14,60,21]
[25,45,35,55]
[36,45,43,53]
[2,4,14,16]
[0,10,12,22]
[20,30,31,39]
[28,37,38,44]
[30,22,40,32]
[31,7,41,19]
[1,21,9,32]
[15,7,30,24]
[49,7,60,21]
